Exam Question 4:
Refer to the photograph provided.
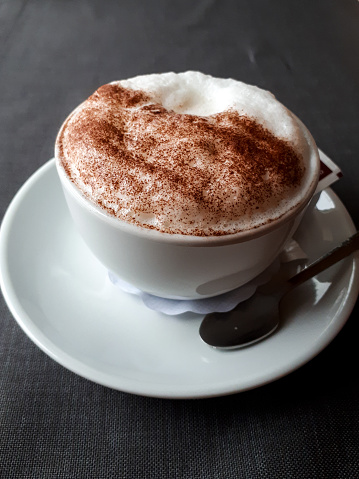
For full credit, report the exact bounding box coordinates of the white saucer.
[1,159,358,399]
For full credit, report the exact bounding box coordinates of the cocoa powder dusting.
[57,84,305,236]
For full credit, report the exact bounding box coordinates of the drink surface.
[56,72,316,236]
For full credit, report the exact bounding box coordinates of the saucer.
[1,159,358,399]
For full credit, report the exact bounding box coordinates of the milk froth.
[56,72,316,236]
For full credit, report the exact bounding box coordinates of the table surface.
[1,0,359,477]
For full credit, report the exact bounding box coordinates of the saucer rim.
[0,159,358,399]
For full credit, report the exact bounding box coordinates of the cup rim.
[55,114,320,247]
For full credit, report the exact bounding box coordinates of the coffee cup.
[55,73,320,299]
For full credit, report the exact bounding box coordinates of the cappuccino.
[56,72,315,236]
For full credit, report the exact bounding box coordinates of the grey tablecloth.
[1,1,359,477]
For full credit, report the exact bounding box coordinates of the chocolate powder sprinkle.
[57,83,305,236]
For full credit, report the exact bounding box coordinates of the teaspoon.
[199,232,359,349]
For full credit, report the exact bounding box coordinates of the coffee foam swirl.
[56,72,313,236]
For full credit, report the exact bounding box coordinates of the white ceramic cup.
[56,118,319,300]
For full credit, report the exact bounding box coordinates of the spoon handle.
[289,231,359,288]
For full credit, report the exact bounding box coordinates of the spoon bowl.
[199,232,359,349]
